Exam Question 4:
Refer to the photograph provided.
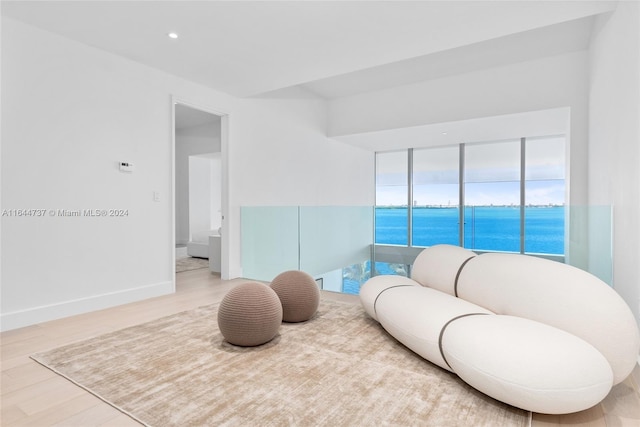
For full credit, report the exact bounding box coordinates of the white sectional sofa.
[360,244,640,414]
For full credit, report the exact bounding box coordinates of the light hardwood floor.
[2,268,639,426]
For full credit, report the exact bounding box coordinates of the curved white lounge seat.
[360,244,640,414]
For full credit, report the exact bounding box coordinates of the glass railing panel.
[299,206,374,277]
[566,205,613,285]
[240,206,374,288]
[240,205,612,291]
[240,206,299,282]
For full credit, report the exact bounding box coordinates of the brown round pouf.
[270,270,320,322]
[217,282,283,347]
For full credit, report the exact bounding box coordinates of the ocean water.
[375,206,564,255]
[342,206,564,294]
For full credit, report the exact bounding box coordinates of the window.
[524,136,565,255]
[374,136,566,256]
[375,150,408,246]
[464,140,521,252]
[412,146,460,246]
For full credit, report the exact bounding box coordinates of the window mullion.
[459,144,465,247]
[407,148,413,247]
[520,137,526,254]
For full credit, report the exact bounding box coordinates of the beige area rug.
[31,299,530,426]
[175,256,209,273]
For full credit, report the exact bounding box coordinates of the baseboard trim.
[0,281,174,332]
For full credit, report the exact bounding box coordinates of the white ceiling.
[1,1,615,99]
[2,1,616,151]
[304,16,595,98]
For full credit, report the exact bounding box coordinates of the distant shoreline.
[377,205,565,209]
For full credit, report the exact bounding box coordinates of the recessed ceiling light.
[168,32,179,39]
[442,132,448,135]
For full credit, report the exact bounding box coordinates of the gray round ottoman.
[270,270,320,322]
[217,282,283,346]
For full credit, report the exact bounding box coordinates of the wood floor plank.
[0,325,45,344]
[0,403,28,425]
[14,377,86,416]
[49,397,126,427]
[2,335,58,360]
[2,362,57,394]
[13,394,117,427]
[98,412,143,427]
[601,377,640,421]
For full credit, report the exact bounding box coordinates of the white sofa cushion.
[359,275,420,321]
[442,314,613,414]
[457,252,640,384]
[411,244,477,296]
[361,278,493,371]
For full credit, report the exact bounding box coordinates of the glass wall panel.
[412,146,460,246]
[241,206,374,289]
[464,140,521,252]
[241,206,299,281]
[299,206,373,277]
[375,150,408,245]
[524,136,565,255]
[584,205,613,285]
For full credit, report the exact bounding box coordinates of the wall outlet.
[153,191,161,202]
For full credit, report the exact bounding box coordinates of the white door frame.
[171,96,231,285]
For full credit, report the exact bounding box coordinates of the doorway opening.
[172,100,228,281]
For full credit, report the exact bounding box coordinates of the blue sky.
[376,180,565,206]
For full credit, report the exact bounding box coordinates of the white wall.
[189,155,213,238]
[228,90,375,278]
[1,17,374,330]
[588,3,640,323]
[188,153,222,238]
[175,122,221,245]
[0,17,233,330]
[209,154,222,235]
